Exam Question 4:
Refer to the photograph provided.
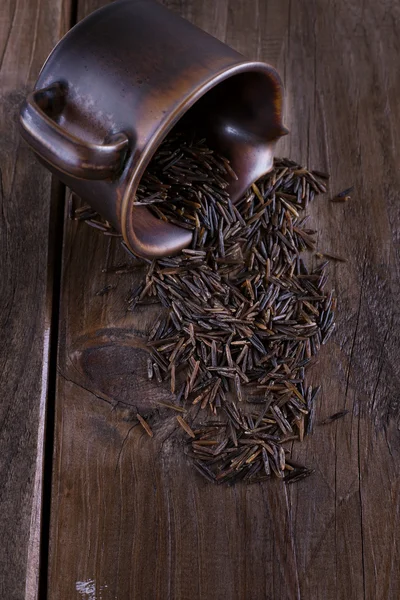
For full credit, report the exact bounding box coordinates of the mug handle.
[19,82,129,180]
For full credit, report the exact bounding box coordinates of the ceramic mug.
[20,0,286,257]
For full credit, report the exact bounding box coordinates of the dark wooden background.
[1,0,400,599]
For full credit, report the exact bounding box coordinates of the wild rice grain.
[75,133,338,486]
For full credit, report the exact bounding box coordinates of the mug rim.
[121,60,284,255]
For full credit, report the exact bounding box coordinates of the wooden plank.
[278,2,400,598]
[48,1,400,599]
[0,1,71,599]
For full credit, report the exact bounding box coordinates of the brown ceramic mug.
[20,0,286,258]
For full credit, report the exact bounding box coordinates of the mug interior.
[123,63,285,256]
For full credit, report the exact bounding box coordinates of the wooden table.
[1,1,400,598]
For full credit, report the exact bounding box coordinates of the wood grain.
[47,1,400,599]
[0,1,71,599]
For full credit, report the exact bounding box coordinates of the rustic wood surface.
[0,1,72,599]
[2,0,400,599]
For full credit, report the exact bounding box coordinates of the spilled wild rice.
[72,133,338,485]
